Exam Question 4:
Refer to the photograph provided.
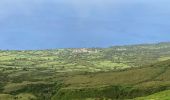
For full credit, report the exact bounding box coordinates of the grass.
[93,61,130,70]
[0,94,13,100]
[0,93,36,100]
[0,60,170,100]
[3,81,47,93]
[134,90,170,100]
[158,57,170,61]
[51,60,170,100]
[63,67,163,87]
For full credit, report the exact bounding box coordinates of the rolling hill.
[0,42,170,100]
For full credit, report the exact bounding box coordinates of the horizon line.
[0,41,170,51]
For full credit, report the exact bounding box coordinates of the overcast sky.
[0,0,170,50]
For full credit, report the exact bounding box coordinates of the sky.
[0,0,170,50]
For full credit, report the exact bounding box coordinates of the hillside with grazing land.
[0,42,170,100]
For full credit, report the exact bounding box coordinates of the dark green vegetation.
[0,42,170,100]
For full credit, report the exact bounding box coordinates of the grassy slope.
[134,90,170,100]
[52,60,170,100]
[0,93,36,100]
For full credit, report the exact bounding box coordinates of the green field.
[0,42,170,100]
